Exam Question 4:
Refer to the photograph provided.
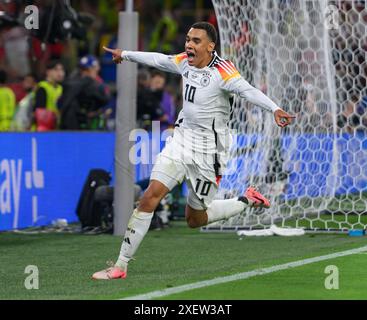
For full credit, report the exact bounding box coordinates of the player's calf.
[138,180,170,212]
[92,183,170,281]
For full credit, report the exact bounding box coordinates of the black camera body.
[34,1,92,43]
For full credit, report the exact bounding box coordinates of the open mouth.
[186,51,195,63]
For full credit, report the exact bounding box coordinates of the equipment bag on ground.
[76,169,111,229]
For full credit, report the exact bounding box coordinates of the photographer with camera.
[59,55,110,130]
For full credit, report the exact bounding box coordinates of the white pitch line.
[121,245,367,300]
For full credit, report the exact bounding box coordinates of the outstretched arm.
[103,47,182,74]
[235,78,295,128]
[217,61,295,127]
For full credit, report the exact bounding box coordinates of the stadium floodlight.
[204,0,367,233]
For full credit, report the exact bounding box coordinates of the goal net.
[205,0,367,232]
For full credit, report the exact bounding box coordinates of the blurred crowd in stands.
[0,0,365,134]
[0,0,215,132]
[234,0,367,134]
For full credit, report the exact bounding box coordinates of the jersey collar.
[207,51,219,68]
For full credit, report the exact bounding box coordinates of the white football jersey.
[122,50,280,175]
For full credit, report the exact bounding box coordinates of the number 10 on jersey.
[185,84,196,103]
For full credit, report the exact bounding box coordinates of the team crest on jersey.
[200,75,210,87]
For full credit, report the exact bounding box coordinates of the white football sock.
[115,208,153,270]
[206,198,247,224]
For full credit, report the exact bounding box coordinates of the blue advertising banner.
[0,132,166,231]
[1,131,365,231]
[220,132,367,199]
[0,133,115,231]
[282,132,367,199]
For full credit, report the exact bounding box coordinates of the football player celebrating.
[93,22,295,280]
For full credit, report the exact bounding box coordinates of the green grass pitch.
[1,220,367,300]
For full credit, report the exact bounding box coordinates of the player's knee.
[185,206,207,228]
[147,186,167,201]
[139,187,166,212]
[185,211,207,229]
[186,216,201,228]
[139,193,160,211]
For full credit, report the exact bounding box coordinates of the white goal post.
[204,0,367,232]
